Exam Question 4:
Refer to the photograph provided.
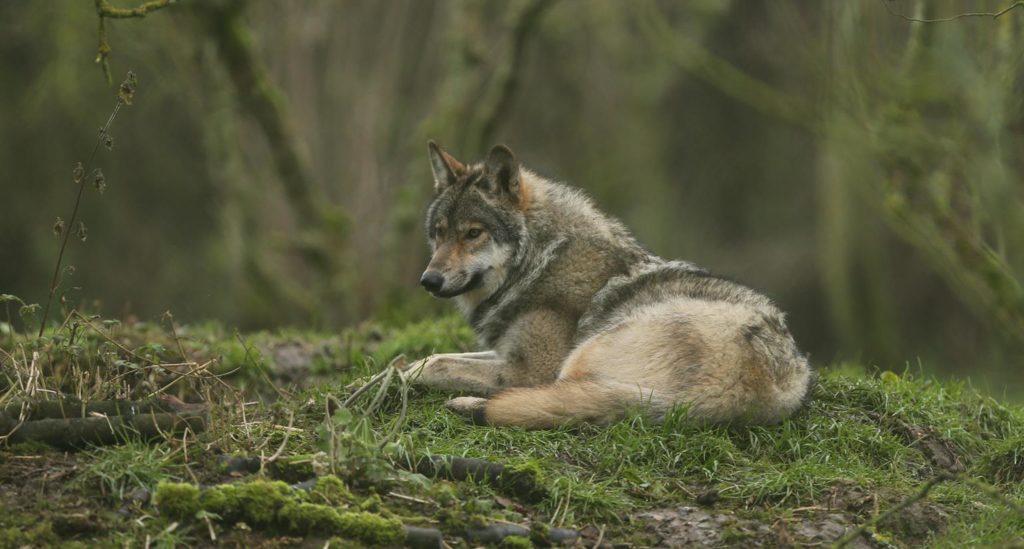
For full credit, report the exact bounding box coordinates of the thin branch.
[38,74,134,338]
[94,0,175,82]
[882,0,1024,23]
[95,0,176,19]
[261,411,295,466]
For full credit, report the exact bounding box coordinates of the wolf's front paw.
[399,356,433,379]
[446,396,489,425]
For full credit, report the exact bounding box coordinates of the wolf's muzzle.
[420,271,444,293]
[422,270,485,298]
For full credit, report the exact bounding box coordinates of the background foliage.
[0,0,1021,396]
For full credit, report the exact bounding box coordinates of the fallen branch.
[466,522,578,546]
[403,525,444,549]
[1,397,198,421]
[413,455,546,503]
[0,412,206,449]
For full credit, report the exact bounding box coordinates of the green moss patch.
[280,503,403,544]
[154,481,200,520]
[310,474,356,506]
[200,479,294,526]
[152,479,403,545]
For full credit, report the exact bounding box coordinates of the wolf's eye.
[465,228,483,240]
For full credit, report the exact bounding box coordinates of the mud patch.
[635,506,871,548]
[868,412,964,473]
[827,481,950,542]
[878,500,950,539]
[263,339,345,384]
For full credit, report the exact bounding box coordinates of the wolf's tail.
[476,380,657,429]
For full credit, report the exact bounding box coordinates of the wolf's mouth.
[432,271,485,298]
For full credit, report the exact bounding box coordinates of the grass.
[0,311,1023,546]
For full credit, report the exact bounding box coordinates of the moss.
[430,482,458,506]
[528,521,550,545]
[268,454,317,483]
[189,479,401,545]
[200,479,293,526]
[0,521,58,547]
[499,535,534,548]
[499,462,546,503]
[334,511,404,545]
[358,493,383,513]
[153,482,201,520]
[6,440,56,455]
[310,474,354,506]
[720,524,751,544]
[279,502,342,531]
[279,502,403,545]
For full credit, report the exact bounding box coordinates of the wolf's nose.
[420,271,444,293]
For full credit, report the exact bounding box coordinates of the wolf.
[404,141,812,429]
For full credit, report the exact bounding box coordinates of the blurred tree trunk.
[872,0,1024,344]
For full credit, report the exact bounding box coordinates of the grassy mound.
[0,315,1022,546]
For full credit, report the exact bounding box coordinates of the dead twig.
[881,0,1024,23]
[261,411,296,467]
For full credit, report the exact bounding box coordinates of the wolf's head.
[420,141,530,304]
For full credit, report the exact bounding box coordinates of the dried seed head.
[118,71,138,105]
[77,222,88,242]
[53,217,65,238]
[93,169,107,194]
[73,162,85,184]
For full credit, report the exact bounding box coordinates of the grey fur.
[408,143,813,428]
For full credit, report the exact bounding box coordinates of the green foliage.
[316,407,397,488]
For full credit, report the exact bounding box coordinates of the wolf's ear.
[484,144,522,204]
[428,140,465,192]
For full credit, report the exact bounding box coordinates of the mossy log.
[466,522,578,546]
[413,455,546,503]
[1,398,178,420]
[0,412,206,449]
[403,525,444,548]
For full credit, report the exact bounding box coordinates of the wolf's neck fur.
[463,170,653,344]
[522,171,649,258]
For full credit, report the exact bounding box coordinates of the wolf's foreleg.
[402,352,517,394]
